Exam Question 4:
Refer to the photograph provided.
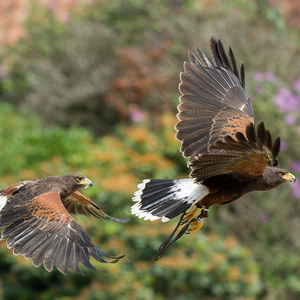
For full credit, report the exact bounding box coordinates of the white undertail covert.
[0,195,7,211]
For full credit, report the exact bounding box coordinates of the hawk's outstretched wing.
[176,36,254,162]
[0,181,123,275]
[64,191,128,223]
[189,122,280,182]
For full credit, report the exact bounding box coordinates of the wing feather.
[63,191,128,223]
[0,191,123,275]
[189,122,280,182]
[272,136,281,158]
[176,36,254,162]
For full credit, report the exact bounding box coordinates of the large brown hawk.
[0,174,127,274]
[132,36,296,260]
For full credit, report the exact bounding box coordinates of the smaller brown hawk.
[0,174,127,275]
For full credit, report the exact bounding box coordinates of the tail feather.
[132,178,209,222]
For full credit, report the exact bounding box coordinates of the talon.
[186,207,210,233]
[182,207,199,224]
[187,217,204,233]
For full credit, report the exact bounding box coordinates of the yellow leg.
[188,218,204,233]
[182,207,199,224]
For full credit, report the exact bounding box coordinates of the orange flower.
[161,113,177,128]
[207,233,219,243]
[125,127,157,147]
[158,255,190,270]
[224,236,238,249]
[0,174,15,186]
[131,152,173,171]
[91,150,117,163]
[212,252,226,264]
[226,266,241,282]
[135,261,149,272]
[103,136,124,149]
[19,169,37,180]
[101,174,137,194]
[245,273,257,285]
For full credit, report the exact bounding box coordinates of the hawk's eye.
[77,177,83,182]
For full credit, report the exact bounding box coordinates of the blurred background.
[0,0,300,299]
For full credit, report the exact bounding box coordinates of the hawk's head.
[67,174,93,189]
[263,167,295,188]
[58,174,93,198]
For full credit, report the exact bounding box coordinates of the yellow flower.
[125,127,157,147]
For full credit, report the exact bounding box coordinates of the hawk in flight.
[132,36,296,260]
[0,174,127,274]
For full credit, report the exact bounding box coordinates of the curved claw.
[187,218,204,233]
[186,208,209,234]
[182,207,199,224]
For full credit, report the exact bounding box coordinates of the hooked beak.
[282,172,296,183]
[79,177,93,189]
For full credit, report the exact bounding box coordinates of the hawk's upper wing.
[63,191,128,223]
[176,36,254,163]
[189,122,281,182]
[0,189,123,275]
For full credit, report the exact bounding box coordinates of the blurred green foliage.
[0,102,262,300]
[0,0,300,299]
[1,0,300,135]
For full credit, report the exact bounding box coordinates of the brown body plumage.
[0,174,127,275]
[132,36,296,260]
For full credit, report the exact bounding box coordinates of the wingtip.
[210,34,216,43]
[93,247,126,263]
[110,217,130,224]
[110,254,126,263]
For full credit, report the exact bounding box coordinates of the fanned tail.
[131,178,209,222]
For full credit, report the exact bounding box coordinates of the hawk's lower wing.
[0,191,123,275]
[189,123,280,182]
[63,191,129,223]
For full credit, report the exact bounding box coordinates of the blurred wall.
[282,0,300,29]
[0,0,299,48]
[0,0,94,46]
